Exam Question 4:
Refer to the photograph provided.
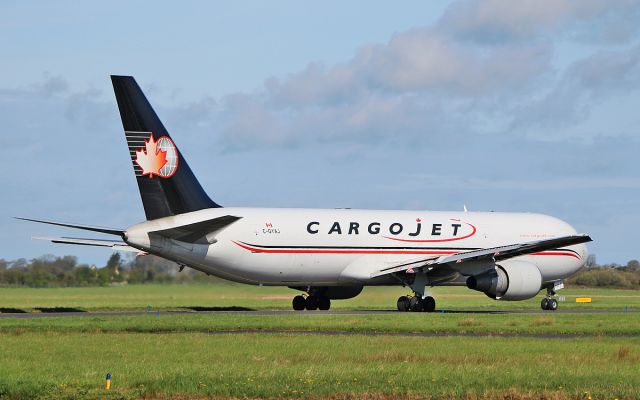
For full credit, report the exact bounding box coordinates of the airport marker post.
[106,373,111,390]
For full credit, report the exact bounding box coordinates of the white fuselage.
[124,208,588,287]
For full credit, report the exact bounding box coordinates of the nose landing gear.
[541,297,558,311]
[541,283,561,311]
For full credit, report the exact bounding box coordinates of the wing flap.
[370,256,440,278]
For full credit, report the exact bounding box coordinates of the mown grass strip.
[0,312,638,336]
[1,285,638,312]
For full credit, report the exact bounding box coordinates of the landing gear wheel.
[305,295,319,310]
[423,296,436,312]
[548,298,558,311]
[318,297,331,310]
[397,296,410,312]
[541,298,549,310]
[292,295,306,311]
[409,296,423,312]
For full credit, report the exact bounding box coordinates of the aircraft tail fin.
[110,75,220,220]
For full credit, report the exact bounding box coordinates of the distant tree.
[73,265,98,286]
[10,258,28,269]
[105,253,125,282]
[106,253,122,270]
[626,260,640,272]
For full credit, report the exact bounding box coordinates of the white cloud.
[439,0,640,44]
[510,43,640,135]
[201,0,640,149]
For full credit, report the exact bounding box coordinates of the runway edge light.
[106,373,111,390]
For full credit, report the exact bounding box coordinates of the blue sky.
[1,0,639,266]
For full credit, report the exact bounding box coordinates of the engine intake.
[466,260,542,301]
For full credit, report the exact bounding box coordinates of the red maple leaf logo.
[134,134,168,178]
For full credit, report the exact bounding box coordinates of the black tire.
[292,295,306,311]
[409,296,423,312]
[318,297,331,310]
[398,296,410,311]
[305,295,319,310]
[423,296,436,312]
[541,298,549,310]
[397,296,409,312]
[548,298,558,311]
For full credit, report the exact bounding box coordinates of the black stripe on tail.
[111,75,220,220]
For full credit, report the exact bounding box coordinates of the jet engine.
[466,260,542,300]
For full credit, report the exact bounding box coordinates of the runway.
[0,308,636,318]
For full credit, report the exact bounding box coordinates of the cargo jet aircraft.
[19,76,592,312]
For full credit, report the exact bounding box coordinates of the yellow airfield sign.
[576,297,592,303]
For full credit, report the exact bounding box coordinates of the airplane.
[19,75,592,312]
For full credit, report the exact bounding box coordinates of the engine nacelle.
[466,260,542,301]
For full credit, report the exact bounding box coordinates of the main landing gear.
[394,271,436,312]
[292,295,331,311]
[541,285,559,311]
[397,294,436,312]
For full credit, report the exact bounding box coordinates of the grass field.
[1,284,639,312]
[1,284,639,399]
[1,333,639,400]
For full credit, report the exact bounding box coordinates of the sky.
[1,0,639,266]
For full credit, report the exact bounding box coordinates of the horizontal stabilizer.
[16,217,125,236]
[149,215,242,243]
[33,237,139,252]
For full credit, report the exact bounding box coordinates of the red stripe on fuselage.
[232,241,580,259]
[232,241,456,255]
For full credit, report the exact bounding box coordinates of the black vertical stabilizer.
[111,75,220,220]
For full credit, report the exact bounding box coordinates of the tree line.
[0,253,639,288]
[0,253,223,287]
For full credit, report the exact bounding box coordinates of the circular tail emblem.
[134,133,179,178]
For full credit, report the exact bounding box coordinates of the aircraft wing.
[33,236,139,252]
[370,234,592,279]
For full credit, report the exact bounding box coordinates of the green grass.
[0,312,638,336]
[0,284,638,312]
[1,285,639,399]
[0,332,638,399]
